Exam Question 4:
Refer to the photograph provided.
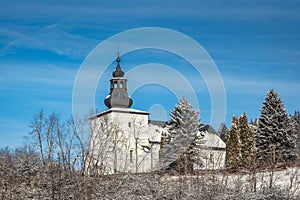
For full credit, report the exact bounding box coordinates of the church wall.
[195,131,226,170]
[197,149,226,170]
[90,110,160,174]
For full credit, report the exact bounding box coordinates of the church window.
[114,81,118,88]
[210,152,214,162]
[130,150,133,163]
[120,81,124,88]
[128,122,131,127]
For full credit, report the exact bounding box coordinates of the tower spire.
[104,53,133,109]
[113,52,124,77]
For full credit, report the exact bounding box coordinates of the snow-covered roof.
[90,107,149,119]
[148,120,167,127]
[148,124,164,142]
[201,131,226,150]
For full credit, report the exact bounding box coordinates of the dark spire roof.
[112,53,124,77]
[104,53,133,109]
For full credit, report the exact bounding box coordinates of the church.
[88,54,226,174]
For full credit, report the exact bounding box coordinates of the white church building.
[88,54,226,174]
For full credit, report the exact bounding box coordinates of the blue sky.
[0,0,299,147]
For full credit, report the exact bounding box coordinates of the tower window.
[120,81,124,88]
[128,122,131,127]
[113,81,118,88]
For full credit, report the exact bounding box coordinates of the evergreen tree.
[255,89,297,167]
[217,122,227,143]
[296,112,300,155]
[239,113,255,169]
[292,111,300,162]
[226,116,242,170]
[163,97,203,173]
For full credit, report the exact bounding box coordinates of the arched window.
[114,81,118,88]
[120,81,124,88]
[130,150,133,163]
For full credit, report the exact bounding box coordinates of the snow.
[161,166,300,197]
[200,131,226,149]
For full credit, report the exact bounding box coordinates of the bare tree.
[88,115,125,175]
[131,116,148,173]
[29,110,45,165]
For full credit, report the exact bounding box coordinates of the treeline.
[225,89,300,172]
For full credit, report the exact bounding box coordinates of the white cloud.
[0,22,98,58]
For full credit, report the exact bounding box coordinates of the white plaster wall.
[199,149,226,170]
[90,110,161,174]
[196,131,226,170]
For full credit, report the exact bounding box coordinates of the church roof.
[200,124,218,134]
[199,125,226,150]
[104,54,133,109]
[112,55,124,77]
[148,120,167,127]
[90,107,149,119]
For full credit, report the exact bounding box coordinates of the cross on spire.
[113,52,124,77]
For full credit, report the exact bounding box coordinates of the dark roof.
[112,55,124,77]
[90,108,149,119]
[217,123,227,143]
[148,120,167,128]
[200,124,218,135]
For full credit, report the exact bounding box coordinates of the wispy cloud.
[224,75,300,96]
[0,22,98,58]
[0,63,77,87]
[1,0,299,59]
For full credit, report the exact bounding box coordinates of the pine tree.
[163,97,203,173]
[226,116,242,170]
[255,89,297,167]
[239,113,255,169]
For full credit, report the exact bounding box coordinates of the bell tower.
[89,53,161,174]
[104,54,133,109]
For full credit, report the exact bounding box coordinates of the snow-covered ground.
[160,167,300,199]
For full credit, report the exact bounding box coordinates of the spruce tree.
[296,112,300,155]
[239,113,255,169]
[217,122,227,143]
[163,97,203,173]
[255,89,297,167]
[226,116,242,170]
[292,111,300,162]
